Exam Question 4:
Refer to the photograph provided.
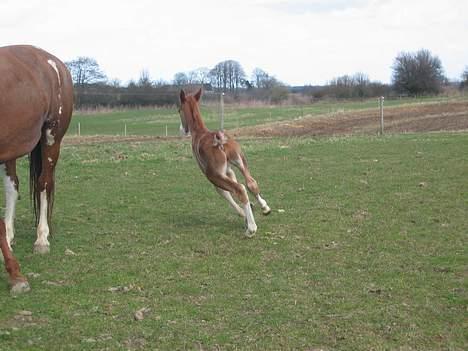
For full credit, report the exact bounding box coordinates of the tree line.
[65,49,467,107]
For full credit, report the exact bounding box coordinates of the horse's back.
[0,45,73,161]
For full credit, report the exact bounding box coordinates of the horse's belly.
[0,120,42,162]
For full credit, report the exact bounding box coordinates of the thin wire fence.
[67,94,465,138]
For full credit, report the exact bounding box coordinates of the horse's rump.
[0,45,73,162]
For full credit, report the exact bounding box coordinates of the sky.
[1,0,467,86]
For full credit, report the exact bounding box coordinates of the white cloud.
[1,0,466,85]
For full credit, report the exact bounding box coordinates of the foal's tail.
[213,131,228,148]
[29,141,54,226]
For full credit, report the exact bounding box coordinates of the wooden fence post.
[379,96,385,135]
[220,92,225,131]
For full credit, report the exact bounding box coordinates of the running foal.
[178,89,270,237]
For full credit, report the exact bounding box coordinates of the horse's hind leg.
[209,173,257,237]
[215,186,245,217]
[1,161,19,249]
[231,154,271,215]
[33,138,62,254]
[214,166,246,217]
[0,219,30,294]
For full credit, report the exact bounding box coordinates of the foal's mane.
[186,95,200,116]
[184,94,205,130]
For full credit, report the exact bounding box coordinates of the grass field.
[0,132,467,350]
[69,95,466,137]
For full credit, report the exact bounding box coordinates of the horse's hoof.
[10,280,31,295]
[33,244,50,254]
[262,207,272,216]
[244,229,256,238]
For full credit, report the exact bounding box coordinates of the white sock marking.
[35,190,50,247]
[1,165,18,247]
[256,194,271,214]
[243,202,257,236]
[4,176,18,246]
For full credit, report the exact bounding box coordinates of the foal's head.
[179,88,202,135]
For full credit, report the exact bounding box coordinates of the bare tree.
[392,49,445,95]
[460,66,468,90]
[65,57,106,86]
[191,67,211,85]
[185,70,198,85]
[251,68,282,89]
[328,75,355,98]
[173,72,189,86]
[251,68,269,88]
[353,72,369,98]
[137,69,153,88]
[108,78,121,88]
[209,60,246,92]
[320,72,389,99]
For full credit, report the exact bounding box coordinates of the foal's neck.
[188,103,208,135]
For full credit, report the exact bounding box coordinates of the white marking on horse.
[242,187,257,237]
[256,194,271,214]
[35,189,50,249]
[47,59,61,86]
[58,93,63,115]
[215,187,245,217]
[1,165,18,248]
[45,129,55,146]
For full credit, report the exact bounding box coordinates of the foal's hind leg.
[214,166,245,217]
[215,187,245,217]
[1,161,19,249]
[230,154,271,215]
[209,173,257,237]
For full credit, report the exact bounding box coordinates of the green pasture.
[69,95,465,137]
[0,133,467,350]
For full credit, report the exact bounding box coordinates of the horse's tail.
[29,140,54,226]
[29,142,42,224]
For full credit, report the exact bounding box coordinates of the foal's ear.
[180,90,186,103]
[194,88,202,102]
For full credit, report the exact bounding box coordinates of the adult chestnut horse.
[0,45,73,294]
[179,89,271,237]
